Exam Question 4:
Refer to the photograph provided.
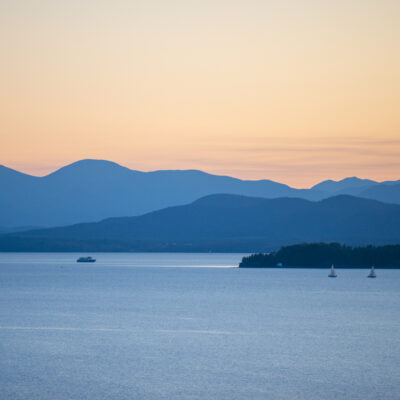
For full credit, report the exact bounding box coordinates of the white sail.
[328,264,337,277]
[368,265,376,278]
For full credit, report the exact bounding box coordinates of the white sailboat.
[368,265,377,278]
[328,264,337,278]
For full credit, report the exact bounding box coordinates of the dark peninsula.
[239,243,400,268]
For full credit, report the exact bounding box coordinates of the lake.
[1,253,399,399]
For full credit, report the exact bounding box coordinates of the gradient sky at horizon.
[1,0,399,188]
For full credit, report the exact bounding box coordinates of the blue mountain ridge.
[0,159,399,228]
[2,194,400,252]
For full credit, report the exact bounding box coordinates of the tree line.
[239,243,400,268]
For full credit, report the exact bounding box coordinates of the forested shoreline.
[239,243,400,268]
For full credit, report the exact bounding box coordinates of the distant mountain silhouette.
[311,177,377,195]
[2,194,400,252]
[357,183,400,204]
[0,159,318,227]
[1,159,399,227]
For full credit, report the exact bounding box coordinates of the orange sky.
[1,0,399,188]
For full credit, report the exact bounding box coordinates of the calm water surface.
[1,253,399,399]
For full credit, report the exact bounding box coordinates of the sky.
[0,0,399,188]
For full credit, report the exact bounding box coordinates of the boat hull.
[76,257,96,263]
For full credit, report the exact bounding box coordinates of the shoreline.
[239,265,400,269]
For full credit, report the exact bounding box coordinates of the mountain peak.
[45,159,138,179]
[50,158,125,171]
[312,177,377,193]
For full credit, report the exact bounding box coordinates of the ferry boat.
[328,264,337,278]
[368,265,376,278]
[77,256,96,263]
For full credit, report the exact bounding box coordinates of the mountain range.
[1,159,399,228]
[2,194,400,252]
